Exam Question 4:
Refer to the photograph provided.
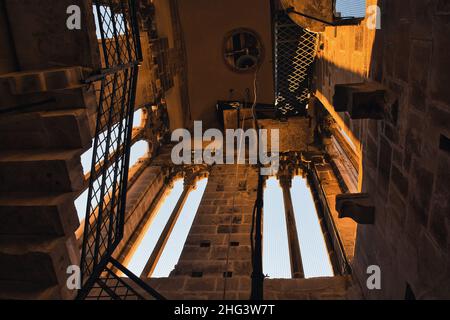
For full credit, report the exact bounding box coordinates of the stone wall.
[3,0,100,71]
[314,161,357,263]
[264,276,361,300]
[176,0,275,129]
[114,165,166,265]
[0,0,170,300]
[0,0,17,73]
[129,159,362,300]
[0,1,101,299]
[315,0,450,299]
[146,164,258,300]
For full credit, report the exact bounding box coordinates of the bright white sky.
[290,176,334,278]
[152,178,208,277]
[263,176,333,279]
[263,177,292,278]
[126,179,185,276]
[126,178,208,277]
[335,0,366,18]
[75,166,334,278]
[75,110,145,222]
[125,175,333,280]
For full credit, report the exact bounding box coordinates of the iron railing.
[78,0,163,300]
[84,258,166,300]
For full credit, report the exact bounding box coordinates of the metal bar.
[110,258,167,300]
[120,0,134,63]
[92,72,119,268]
[103,265,146,300]
[250,171,265,300]
[106,69,129,252]
[116,66,139,240]
[78,0,149,300]
[95,278,122,300]
[274,11,318,118]
[109,0,124,66]
[129,0,143,62]
[82,126,143,192]
[95,1,111,68]
[83,62,139,83]
[80,76,106,285]
[286,7,336,26]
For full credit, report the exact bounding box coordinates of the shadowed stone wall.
[315,0,450,299]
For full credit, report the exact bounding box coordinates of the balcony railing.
[77,0,163,300]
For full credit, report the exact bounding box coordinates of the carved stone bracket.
[333,82,388,120]
[335,193,375,225]
[161,163,210,191]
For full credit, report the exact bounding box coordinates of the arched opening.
[152,178,208,278]
[93,5,126,40]
[126,179,185,276]
[263,177,292,279]
[75,188,89,222]
[291,176,334,278]
[126,178,209,278]
[133,108,144,128]
[335,0,367,19]
[128,140,148,168]
[81,146,94,175]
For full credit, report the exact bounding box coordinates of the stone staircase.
[0,68,97,300]
[0,0,103,299]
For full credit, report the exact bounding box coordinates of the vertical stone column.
[279,174,305,279]
[140,170,198,278]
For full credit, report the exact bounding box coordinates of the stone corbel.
[333,81,393,120]
[335,193,375,225]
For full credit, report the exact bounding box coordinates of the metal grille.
[275,12,319,117]
[80,67,137,289]
[94,0,142,68]
[78,0,164,300]
[84,259,165,300]
[88,266,146,300]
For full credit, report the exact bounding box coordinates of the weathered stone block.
[333,82,387,119]
[4,0,101,70]
[184,278,216,292]
[0,150,84,193]
[390,165,408,195]
[408,161,434,227]
[0,193,79,237]
[0,236,78,298]
[0,109,92,150]
[430,15,450,105]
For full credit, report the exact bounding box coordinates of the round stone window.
[223,28,264,73]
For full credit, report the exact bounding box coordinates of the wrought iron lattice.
[94,0,142,68]
[78,0,163,300]
[84,258,166,300]
[87,265,147,300]
[80,67,137,289]
[274,12,319,117]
